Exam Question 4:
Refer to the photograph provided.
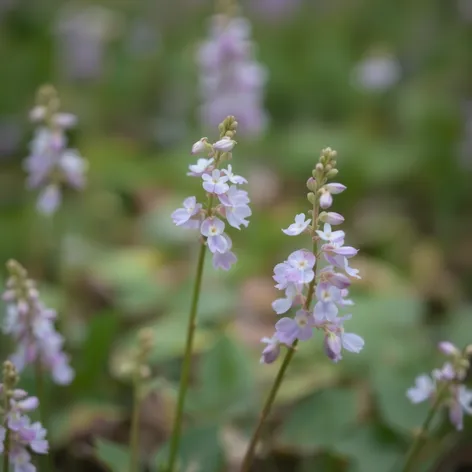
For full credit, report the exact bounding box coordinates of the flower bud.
[326,168,339,179]
[213,137,236,152]
[307,192,316,205]
[306,177,317,191]
[465,344,472,357]
[191,138,209,155]
[438,341,460,357]
[319,211,344,225]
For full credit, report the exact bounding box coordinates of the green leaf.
[346,296,438,432]
[278,388,357,451]
[188,334,255,417]
[73,310,120,395]
[95,438,130,472]
[335,424,402,472]
[154,424,224,472]
[443,305,472,350]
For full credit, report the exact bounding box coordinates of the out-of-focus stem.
[166,241,207,472]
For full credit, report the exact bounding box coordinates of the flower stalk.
[125,329,154,472]
[401,384,448,472]
[241,148,363,472]
[166,242,207,471]
[167,116,248,471]
[404,343,472,471]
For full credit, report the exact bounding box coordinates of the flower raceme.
[196,10,267,136]
[260,148,364,364]
[0,361,49,472]
[24,85,87,216]
[171,116,250,271]
[407,342,472,431]
[2,260,74,385]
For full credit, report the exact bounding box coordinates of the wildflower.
[213,137,236,153]
[187,158,214,177]
[407,342,472,430]
[260,335,281,364]
[316,223,345,243]
[202,169,230,195]
[282,213,311,236]
[24,85,87,216]
[0,361,49,470]
[200,217,228,254]
[191,137,209,155]
[171,116,250,271]
[2,260,74,385]
[319,211,345,225]
[261,147,363,363]
[319,183,346,209]
[222,164,247,184]
[275,311,314,345]
[212,234,237,271]
[171,197,202,226]
[196,12,267,136]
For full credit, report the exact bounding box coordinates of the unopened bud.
[306,177,317,191]
[307,192,316,204]
[438,341,460,357]
[213,137,236,152]
[319,211,345,225]
[191,138,209,155]
[326,168,339,179]
[465,344,472,357]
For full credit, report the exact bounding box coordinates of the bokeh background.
[1,0,472,471]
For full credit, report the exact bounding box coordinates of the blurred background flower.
[0,0,472,471]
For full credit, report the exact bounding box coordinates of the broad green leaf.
[335,424,402,472]
[188,334,255,417]
[278,388,357,451]
[95,438,130,472]
[154,424,224,472]
[443,305,472,350]
[73,310,120,395]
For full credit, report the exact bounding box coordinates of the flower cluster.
[24,84,87,215]
[407,341,472,431]
[0,361,48,472]
[260,148,364,364]
[172,116,250,271]
[196,10,267,136]
[2,260,74,385]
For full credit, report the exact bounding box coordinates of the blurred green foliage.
[1,0,472,471]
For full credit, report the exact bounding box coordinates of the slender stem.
[400,384,448,472]
[2,429,9,472]
[167,242,207,472]
[129,379,140,472]
[240,216,319,472]
[3,392,9,472]
[240,341,297,472]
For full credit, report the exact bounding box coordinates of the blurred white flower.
[352,53,401,92]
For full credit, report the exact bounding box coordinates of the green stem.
[400,384,448,472]
[240,232,319,472]
[3,419,9,472]
[239,341,297,472]
[129,379,140,472]
[166,242,207,472]
[2,434,9,472]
